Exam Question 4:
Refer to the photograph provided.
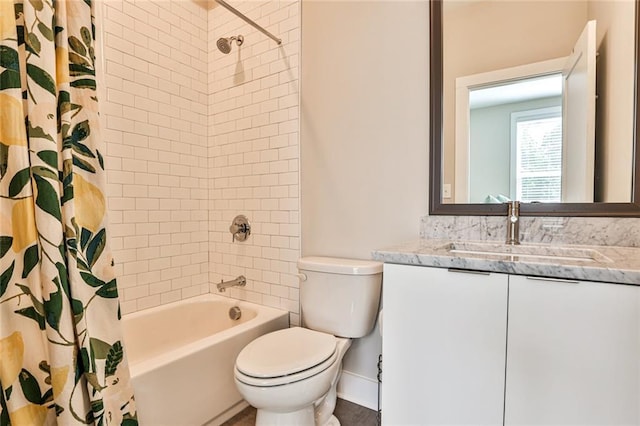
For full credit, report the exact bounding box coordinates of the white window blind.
[511,107,562,202]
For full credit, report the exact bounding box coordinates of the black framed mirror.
[429,0,640,216]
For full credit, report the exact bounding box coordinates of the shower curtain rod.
[215,0,282,45]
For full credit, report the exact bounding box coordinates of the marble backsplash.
[420,215,640,248]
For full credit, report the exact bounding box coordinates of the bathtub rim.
[122,293,290,377]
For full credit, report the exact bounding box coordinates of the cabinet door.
[381,264,508,425]
[505,275,640,425]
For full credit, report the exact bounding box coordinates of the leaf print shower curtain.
[0,0,137,424]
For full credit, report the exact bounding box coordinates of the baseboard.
[337,370,379,411]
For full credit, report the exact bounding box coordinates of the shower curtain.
[0,0,136,424]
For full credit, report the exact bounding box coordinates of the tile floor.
[221,399,379,426]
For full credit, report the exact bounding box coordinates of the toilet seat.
[235,327,338,387]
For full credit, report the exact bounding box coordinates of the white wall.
[589,1,635,202]
[101,0,210,313]
[301,0,429,387]
[208,0,302,324]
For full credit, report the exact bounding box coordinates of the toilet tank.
[298,257,383,338]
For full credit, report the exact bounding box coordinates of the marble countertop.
[372,239,640,285]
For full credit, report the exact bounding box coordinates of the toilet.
[233,256,383,426]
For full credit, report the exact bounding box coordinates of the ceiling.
[469,74,563,109]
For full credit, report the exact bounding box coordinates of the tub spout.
[218,275,247,292]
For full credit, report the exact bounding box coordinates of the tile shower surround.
[101,0,301,324]
[208,0,301,326]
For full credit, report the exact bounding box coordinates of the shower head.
[217,35,244,54]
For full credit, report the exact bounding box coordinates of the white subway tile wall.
[101,0,301,323]
[102,0,210,314]
[208,0,301,326]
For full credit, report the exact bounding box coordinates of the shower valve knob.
[230,215,251,242]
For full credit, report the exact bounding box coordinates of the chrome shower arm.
[215,0,282,45]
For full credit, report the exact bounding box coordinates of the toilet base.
[253,379,342,426]
[255,409,341,426]
[256,406,315,426]
[326,415,340,426]
[253,374,342,426]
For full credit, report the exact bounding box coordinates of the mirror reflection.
[442,0,636,205]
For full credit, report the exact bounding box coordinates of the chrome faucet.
[217,275,247,292]
[506,201,520,245]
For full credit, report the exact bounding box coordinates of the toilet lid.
[236,327,337,378]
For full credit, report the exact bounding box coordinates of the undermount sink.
[442,241,612,263]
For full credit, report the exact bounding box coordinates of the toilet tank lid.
[298,256,383,275]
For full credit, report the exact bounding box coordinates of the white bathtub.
[122,294,289,425]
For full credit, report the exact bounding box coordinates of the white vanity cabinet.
[505,275,640,425]
[381,263,509,425]
[382,264,640,426]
